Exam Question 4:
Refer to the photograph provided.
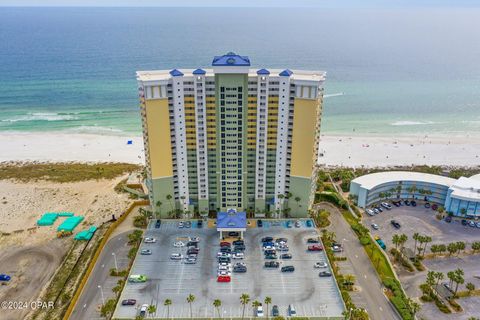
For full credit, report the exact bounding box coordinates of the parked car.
[307,245,323,251]
[319,271,332,277]
[139,304,149,317]
[128,275,147,283]
[173,241,185,247]
[233,265,247,273]
[0,274,11,282]
[232,252,244,259]
[281,253,292,259]
[375,237,386,250]
[257,219,263,227]
[262,236,274,243]
[294,220,301,228]
[220,241,231,247]
[187,248,199,255]
[217,275,231,282]
[184,257,197,264]
[445,216,452,223]
[461,219,468,226]
[218,257,231,263]
[469,220,476,227]
[286,220,293,228]
[476,222,480,228]
[228,231,240,237]
[332,246,343,253]
[220,247,231,253]
[155,219,161,228]
[184,221,191,228]
[381,202,392,210]
[392,201,401,207]
[265,254,278,260]
[186,241,198,248]
[233,239,244,246]
[307,237,319,243]
[170,253,183,260]
[144,237,156,243]
[424,202,431,209]
[281,266,295,272]
[366,208,375,216]
[256,305,264,317]
[121,299,137,306]
[373,208,380,214]
[431,204,438,210]
[404,200,411,206]
[197,220,203,228]
[442,282,454,293]
[391,220,401,229]
[140,249,152,255]
[264,261,280,268]
[277,245,289,252]
[178,221,184,228]
[314,262,328,268]
[288,304,297,317]
[306,219,313,227]
[276,237,288,243]
[234,245,246,251]
[272,305,279,317]
[371,223,379,230]
[189,237,200,242]
[218,252,231,258]
[375,206,383,212]
[411,200,417,207]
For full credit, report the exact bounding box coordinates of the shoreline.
[1,131,479,168]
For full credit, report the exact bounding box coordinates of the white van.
[288,304,296,316]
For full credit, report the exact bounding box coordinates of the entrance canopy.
[217,209,247,232]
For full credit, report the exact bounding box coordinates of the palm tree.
[264,296,272,319]
[435,271,445,287]
[147,305,156,319]
[344,274,356,290]
[422,236,432,257]
[392,234,401,260]
[252,300,261,317]
[166,194,174,212]
[399,234,408,252]
[240,293,250,320]
[155,200,162,219]
[412,233,420,260]
[213,299,222,318]
[187,294,195,318]
[164,299,172,319]
[294,196,301,208]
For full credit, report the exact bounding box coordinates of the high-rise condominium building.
[137,52,325,218]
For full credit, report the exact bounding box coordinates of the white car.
[173,241,185,247]
[140,249,152,255]
[170,253,183,260]
[189,237,200,242]
[218,270,231,276]
[139,304,149,317]
[144,237,156,243]
[232,252,244,259]
[217,252,231,258]
[218,262,232,268]
[178,221,184,228]
[366,209,375,216]
[234,262,246,267]
[184,257,197,264]
[373,208,380,214]
[314,262,328,268]
[263,245,274,251]
[371,223,379,230]
[256,305,264,317]
[381,202,392,210]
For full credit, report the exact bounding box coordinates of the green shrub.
[360,236,371,246]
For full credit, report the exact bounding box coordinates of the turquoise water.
[1,7,480,136]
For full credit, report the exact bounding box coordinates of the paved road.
[320,203,401,320]
[70,231,132,320]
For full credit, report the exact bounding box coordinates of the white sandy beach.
[0,132,479,168]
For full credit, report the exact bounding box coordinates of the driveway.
[321,203,401,320]
[70,230,132,320]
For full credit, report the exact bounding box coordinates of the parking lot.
[113,219,345,319]
[362,204,480,250]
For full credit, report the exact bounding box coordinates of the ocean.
[1,7,480,137]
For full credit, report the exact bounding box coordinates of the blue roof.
[257,68,270,75]
[192,68,206,75]
[169,69,184,77]
[217,209,247,229]
[279,69,293,77]
[212,52,250,67]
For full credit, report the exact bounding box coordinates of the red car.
[121,299,137,306]
[220,241,231,247]
[308,245,323,251]
[217,275,231,282]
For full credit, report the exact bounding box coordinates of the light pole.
[98,285,105,306]
[348,307,353,319]
[112,252,118,272]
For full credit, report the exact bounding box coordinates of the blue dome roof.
[169,69,184,77]
[212,52,250,67]
[192,68,206,75]
[257,68,270,75]
[279,69,293,77]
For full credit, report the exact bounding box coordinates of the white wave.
[67,125,126,134]
[1,112,78,122]
[390,120,436,126]
[324,92,345,98]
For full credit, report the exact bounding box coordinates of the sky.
[1,0,479,7]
